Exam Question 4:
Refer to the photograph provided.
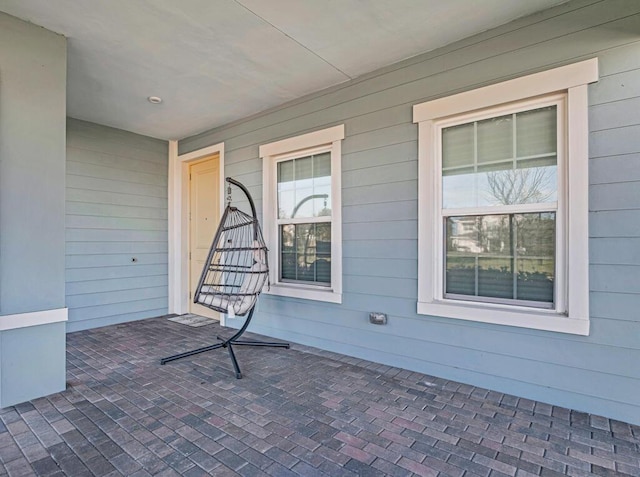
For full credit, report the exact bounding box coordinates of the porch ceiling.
[0,0,567,140]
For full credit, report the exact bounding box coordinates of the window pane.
[478,257,513,299]
[315,223,332,284]
[442,172,478,208]
[516,212,555,257]
[442,105,558,209]
[445,257,476,296]
[313,182,332,217]
[277,154,332,219]
[312,152,332,217]
[279,223,331,286]
[445,213,554,306]
[517,259,554,302]
[442,123,474,169]
[313,152,331,178]
[443,166,557,208]
[482,166,557,205]
[446,215,511,257]
[517,155,557,169]
[477,114,512,164]
[515,212,555,302]
[277,160,295,219]
[277,188,295,219]
[278,160,294,183]
[280,224,296,281]
[295,156,313,181]
[516,106,556,157]
[294,187,315,218]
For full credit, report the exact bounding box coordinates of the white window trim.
[413,59,598,335]
[261,125,344,304]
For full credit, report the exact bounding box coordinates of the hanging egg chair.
[161,177,289,378]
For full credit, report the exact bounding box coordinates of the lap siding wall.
[179,0,640,424]
[66,119,169,332]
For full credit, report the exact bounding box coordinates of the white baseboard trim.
[0,308,68,331]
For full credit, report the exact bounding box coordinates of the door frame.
[168,140,225,324]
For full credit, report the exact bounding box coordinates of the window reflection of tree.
[485,167,554,206]
[447,165,557,302]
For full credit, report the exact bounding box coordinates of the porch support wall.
[0,13,67,406]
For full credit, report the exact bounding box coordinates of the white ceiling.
[0,0,567,140]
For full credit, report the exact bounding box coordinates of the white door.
[189,155,220,319]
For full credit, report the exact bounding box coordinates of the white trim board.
[0,308,68,331]
[413,58,598,123]
[259,125,344,158]
[168,141,225,325]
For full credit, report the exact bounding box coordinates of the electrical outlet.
[369,312,387,325]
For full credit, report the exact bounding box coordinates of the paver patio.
[0,316,638,476]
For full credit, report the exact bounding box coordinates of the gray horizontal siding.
[67,275,168,296]
[343,239,417,260]
[179,0,640,424]
[590,238,640,264]
[590,182,640,211]
[591,153,640,185]
[66,119,168,332]
[590,96,640,132]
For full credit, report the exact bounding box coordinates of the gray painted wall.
[0,12,66,315]
[0,12,67,406]
[0,323,66,407]
[180,0,640,424]
[66,119,168,332]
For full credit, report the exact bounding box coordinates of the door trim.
[168,141,225,324]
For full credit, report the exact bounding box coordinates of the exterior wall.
[0,13,67,406]
[66,119,168,332]
[180,0,640,424]
[0,322,66,407]
[0,13,67,315]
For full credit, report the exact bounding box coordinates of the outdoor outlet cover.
[369,312,387,325]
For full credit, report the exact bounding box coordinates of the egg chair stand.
[160,177,289,378]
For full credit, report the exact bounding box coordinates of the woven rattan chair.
[160,178,289,378]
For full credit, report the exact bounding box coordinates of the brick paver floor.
[0,316,638,476]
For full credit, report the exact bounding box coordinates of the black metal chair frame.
[160,177,289,378]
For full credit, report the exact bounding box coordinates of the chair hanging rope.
[160,177,289,378]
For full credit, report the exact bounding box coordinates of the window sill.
[265,283,342,304]
[417,300,589,335]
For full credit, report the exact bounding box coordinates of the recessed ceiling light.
[148,96,162,104]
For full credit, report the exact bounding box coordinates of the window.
[413,59,598,335]
[261,125,344,303]
[441,98,562,309]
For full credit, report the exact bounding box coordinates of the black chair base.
[160,307,290,378]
